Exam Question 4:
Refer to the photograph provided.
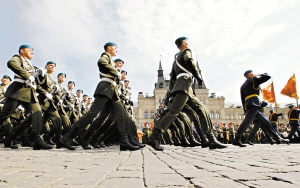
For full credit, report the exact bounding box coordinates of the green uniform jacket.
[36,73,57,111]
[169,49,202,97]
[94,52,119,100]
[5,55,38,103]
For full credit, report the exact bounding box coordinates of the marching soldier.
[269,109,283,135]
[0,45,52,149]
[148,37,226,151]
[63,81,80,125]
[287,105,300,142]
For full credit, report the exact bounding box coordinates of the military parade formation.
[0,37,300,152]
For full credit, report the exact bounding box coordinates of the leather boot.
[274,133,289,144]
[129,135,146,148]
[173,137,181,146]
[232,134,247,147]
[189,135,202,147]
[245,137,254,145]
[89,136,101,148]
[147,129,164,151]
[33,136,53,150]
[180,136,190,147]
[79,132,92,150]
[120,133,140,151]
[62,134,76,150]
[55,135,65,149]
[207,133,227,149]
[199,133,210,148]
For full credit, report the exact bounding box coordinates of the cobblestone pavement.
[0,143,300,188]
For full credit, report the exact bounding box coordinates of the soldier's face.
[76,91,82,97]
[83,96,88,102]
[20,48,34,60]
[125,82,129,88]
[57,75,65,82]
[121,72,127,80]
[68,83,74,90]
[1,78,11,86]
[107,46,118,57]
[47,64,56,73]
[88,99,92,104]
[182,40,190,49]
[115,61,123,69]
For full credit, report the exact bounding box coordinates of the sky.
[1,0,300,108]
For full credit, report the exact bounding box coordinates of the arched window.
[203,100,206,104]
[210,111,214,119]
[226,115,229,120]
[231,115,234,119]
[159,82,163,88]
[150,110,155,119]
[144,110,148,119]
[239,115,242,120]
[216,111,220,119]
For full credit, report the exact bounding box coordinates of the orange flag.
[262,82,276,103]
[280,74,299,99]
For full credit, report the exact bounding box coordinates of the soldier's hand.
[46,93,53,100]
[58,99,63,105]
[70,104,75,110]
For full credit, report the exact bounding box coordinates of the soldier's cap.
[19,44,33,51]
[175,37,188,45]
[114,59,124,64]
[121,70,127,74]
[127,86,131,89]
[104,42,117,50]
[289,104,294,109]
[68,81,75,86]
[244,70,252,77]
[162,98,165,101]
[77,89,83,93]
[124,79,129,82]
[46,61,56,66]
[2,75,12,81]
[269,109,274,113]
[88,97,92,100]
[57,73,66,78]
[83,94,88,97]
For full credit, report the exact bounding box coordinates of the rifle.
[25,67,45,88]
[44,84,60,103]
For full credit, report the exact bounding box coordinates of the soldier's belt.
[290,119,299,121]
[101,77,116,86]
[245,94,259,100]
[271,121,277,123]
[177,73,191,79]
[14,78,25,83]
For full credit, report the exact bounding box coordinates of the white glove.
[70,104,74,109]
[31,84,36,90]
[28,76,35,82]
[46,93,53,100]
[0,104,3,107]
[58,99,63,105]
[39,67,45,77]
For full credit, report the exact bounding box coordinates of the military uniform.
[0,52,51,149]
[287,107,300,141]
[269,111,283,135]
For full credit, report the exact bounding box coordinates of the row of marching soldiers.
[0,43,145,151]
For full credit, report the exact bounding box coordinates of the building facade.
[133,61,291,130]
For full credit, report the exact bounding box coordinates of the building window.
[239,115,242,120]
[150,110,155,119]
[144,110,148,119]
[231,115,234,119]
[203,100,205,104]
[226,115,229,120]
[216,111,220,119]
[159,82,163,88]
[210,111,214,119]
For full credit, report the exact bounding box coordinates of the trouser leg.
[236,107,258,135]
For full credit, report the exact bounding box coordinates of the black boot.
[199,133,210,148]
[274,133,289,144]
[173,137,181,146]
[245,137,254,145]
[89,135,101,148]
[189,135,202,147]
[62,133,76,150]
[79,132,92,150]
[207,133,227,149]
[33,136,53,150]
[180,136,190,147]
[147,129,164,151]
[55,135,65,149]
[120,133,140,151]
[129,135,146,148]
[232,134,247,147]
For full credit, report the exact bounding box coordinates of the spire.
[159,55,162,70]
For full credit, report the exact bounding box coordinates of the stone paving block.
[108,170,142,178]
[117,165,142,171]
[217,168,271,181]
[176,169,222,178]
[97,177,143,188]
[190,177,248,188]
[242,180,300,188]
[262,172,300,185]
[145,173,190,187]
